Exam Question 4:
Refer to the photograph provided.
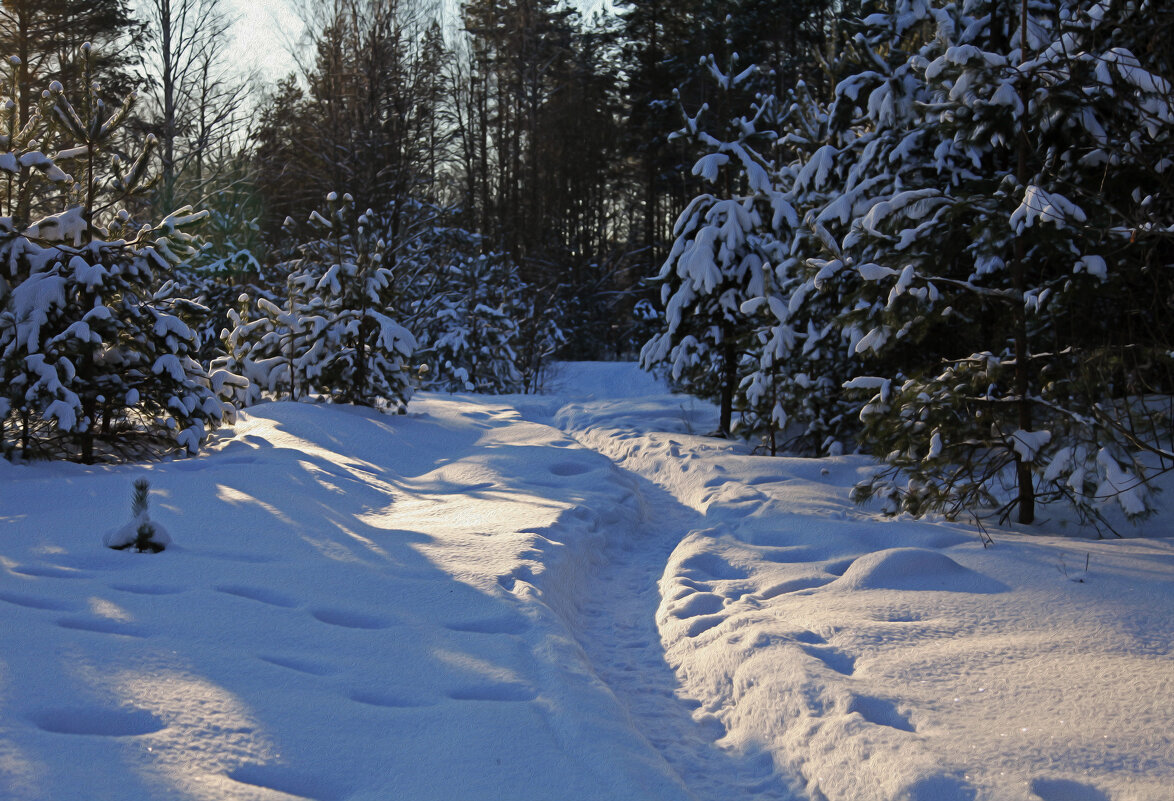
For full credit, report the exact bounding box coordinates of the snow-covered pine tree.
[104,477,171,552]
[513,283,565,394]
[0,48,238,462]
[417,254,524,394]
[640,53,798,437]
[173,174,268,365]
[212,289,284,407]
[398,206,563,396]
[737,79,866,456]
[280,194,416,408]
[834,0,1173,526]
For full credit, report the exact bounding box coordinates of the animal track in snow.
[29,706,165,736]
[215,584,300,608]
[56,617,146,637]
[310,607,394,629]
[227,764,349,801]
[0,591,80,611]
[348,689,436,708]
[448,683,537,702]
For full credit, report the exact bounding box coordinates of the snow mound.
[101,518,172,551]
[834,547,1007,593]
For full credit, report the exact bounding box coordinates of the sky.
[222,0,611,86]
[224,0,304,84]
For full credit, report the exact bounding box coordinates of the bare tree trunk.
[720,325,736,437]
[1012,0,1035,524]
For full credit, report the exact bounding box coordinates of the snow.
[1,362,1172,801]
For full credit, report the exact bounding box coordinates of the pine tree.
[418,255,522,393]
[830,0,1174,526]
[640,54,797,437]
[104,477,171,552]
[738,81,864,456]
[224,194,417,409]
[401,206,563,395]
[0,50,238,462]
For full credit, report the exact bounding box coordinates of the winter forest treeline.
[0,0,1171,529]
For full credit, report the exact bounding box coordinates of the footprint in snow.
[667,591,724,620]
[348,689,437,708]
[1030,778,1111,801]
[758,576,832,599]
[109,583,186,596]
[28,706,165,737]
[0,591,81,611]
[172,454,258,471]
[215,584,300,608]
[799,643,855,676]
[447,683,537,702]
[846,694,915,732]
[228,764,349,801]
[9,564,91,580]
[310,607,394,629]
[196,549,278,564]
[677,552,749,581]
[444,615,528,635]
[549,461,593,476]
[56,617,148,638]
[823,557,855,576]
[683,614,725,638]
[258,654,338,676]
[901,774,978,801]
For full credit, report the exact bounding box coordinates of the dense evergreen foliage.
[0,0,1170,532]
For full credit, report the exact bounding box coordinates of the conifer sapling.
[104,477,170,553]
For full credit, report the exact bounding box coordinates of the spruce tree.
[415,253,526,394]
[739,81,864,455]
[640,54,797,437]
[0,47,238,462]
[224,194,417,409]
[830,0,1174,525]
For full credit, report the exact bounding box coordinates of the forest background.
[1,0,1171,533]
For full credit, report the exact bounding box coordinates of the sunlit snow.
[1,362,1170,800]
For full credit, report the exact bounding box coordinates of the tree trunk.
[720,326,736,437]
[1012,0,1035,525]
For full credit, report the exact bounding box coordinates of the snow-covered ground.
[1,362,1171,801]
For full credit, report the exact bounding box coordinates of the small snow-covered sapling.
[105,478,170,553]
[131,479,157,552]
[1059,553,1091,583]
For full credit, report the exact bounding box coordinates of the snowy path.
[534,372,799,800]
[3,362,1172,801]
[569,470,796,801]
